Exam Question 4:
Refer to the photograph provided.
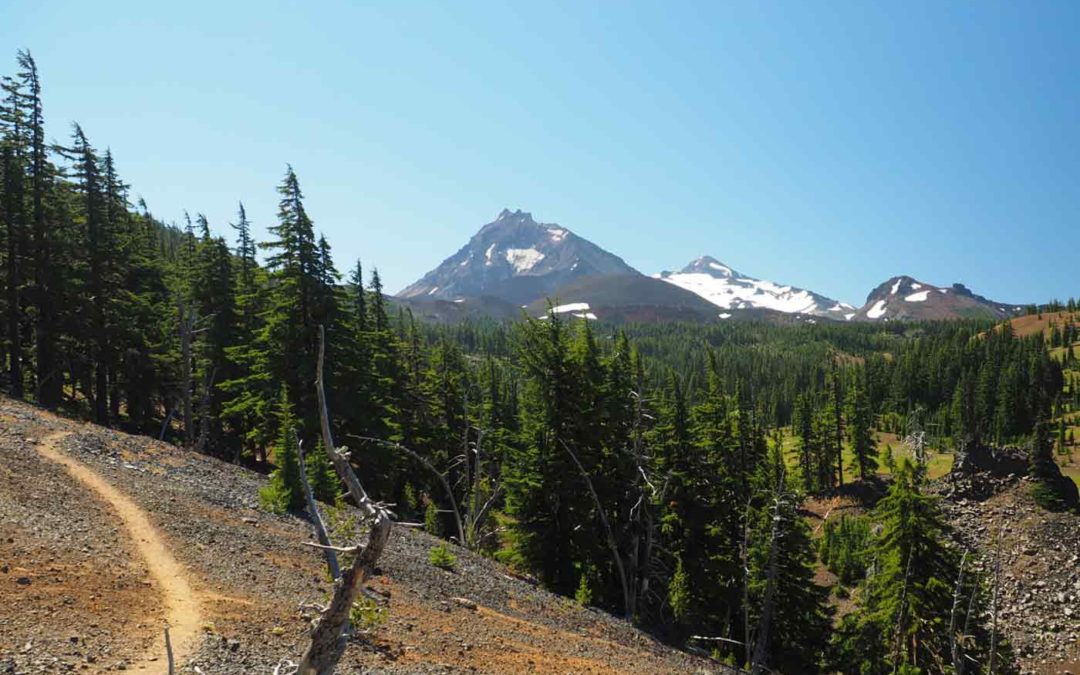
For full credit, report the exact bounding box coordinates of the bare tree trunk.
[165,626,175,675]
[297,326,393,675]
[949,551,968,675]
[750,467,785,674]
[297,439,340,580]
[194,367,217,455]
[178,299,195,448]
[988,531,1002,675]
[558,439,632,621]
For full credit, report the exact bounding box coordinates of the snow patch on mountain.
[867,300,888,319]
[504,247,545,272]
[656,256,854,319]
[905,290,930,302]
[551,302,591,313]
[543,302,596,320]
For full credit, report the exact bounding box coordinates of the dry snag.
[294,325,393,675]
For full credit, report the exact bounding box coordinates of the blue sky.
[4,1,1079,305]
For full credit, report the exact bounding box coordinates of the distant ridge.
[853,275,1022,321]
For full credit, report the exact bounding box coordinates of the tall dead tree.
[749,466,787,675]
[949,551,968,675]
[295,326,393,675]
[178,298,195,448]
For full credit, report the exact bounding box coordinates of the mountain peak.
[857,275,1020,321]
[495,208,533,223]
[398,210,638,305]
[679,255,738,278]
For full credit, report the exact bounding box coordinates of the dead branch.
[348,434,466,547]
[949,551,968,675]
[303,542,360,554]
[165,625,174,675]
[558,438,632,621]
[296,326,393,675]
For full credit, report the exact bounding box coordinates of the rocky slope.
[0,396,723,674]
[935,449,1080,674]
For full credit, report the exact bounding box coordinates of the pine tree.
[835,460,1010,673]
[846,370,877,481]
[59,124,110,423]
[259,388,304,513]
[0,68,27,397]
[306,438,339,504]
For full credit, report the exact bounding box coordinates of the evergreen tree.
[306,438,339,504]
[846,369,877,480]
[259,388,304,513]
[836,461,1010,673]
[746,445,832,673]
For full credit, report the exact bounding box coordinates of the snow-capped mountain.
[655,256,856,319]
[853,275,1022,321]
[397,209,638,306]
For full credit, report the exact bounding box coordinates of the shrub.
[258,478,290,515]
[429,543,456,570]
[574,571,594,606]
[424,500,443,537]
[350,595,387,634]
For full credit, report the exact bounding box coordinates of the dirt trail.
[34,431,202,673]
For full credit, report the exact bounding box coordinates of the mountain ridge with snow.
[655,256,857,319]
[398,211,1026,324]
[853,275,1022,322]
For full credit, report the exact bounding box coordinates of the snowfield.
[550,302,591,314]
[541,302,597,320]
[905,290,930,302]
[658,272,831,315]
[867,299,888,319]
[504,247,545,272]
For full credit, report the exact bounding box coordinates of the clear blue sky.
[5,1,1079,305]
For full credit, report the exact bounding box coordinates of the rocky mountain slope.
[655,256,856,320]
[935,446,1080,673]
[398,209,639,306]
[0,396,723,674]
[853,275,1022,322]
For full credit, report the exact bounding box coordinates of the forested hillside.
[3,50,1079,673]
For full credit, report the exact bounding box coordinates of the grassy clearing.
[777,428,954,485]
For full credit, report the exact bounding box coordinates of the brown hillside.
[994,310,1080,339]
[0,397,724,675]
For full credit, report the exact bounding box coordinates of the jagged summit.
[854,275,1021,321]
[397,209,638,306]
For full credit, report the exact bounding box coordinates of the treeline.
[2,51,1067,672]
